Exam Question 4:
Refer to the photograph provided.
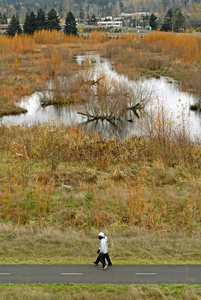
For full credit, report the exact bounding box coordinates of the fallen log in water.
[126,102,141,118]
[77,111,116,121]
[41,100,51,107]
[41,98,74,107]
[127,102,141,111]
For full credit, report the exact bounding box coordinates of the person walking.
[93,232,112,269]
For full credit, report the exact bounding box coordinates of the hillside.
[0,0,201,20]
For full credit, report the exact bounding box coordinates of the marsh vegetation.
[0,31,201,272]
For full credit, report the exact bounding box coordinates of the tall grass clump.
[139,99,194,167]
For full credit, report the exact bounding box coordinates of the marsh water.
[1,55,201,140]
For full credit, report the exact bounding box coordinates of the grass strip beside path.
[0,225,201,265]
[0,284,201,299]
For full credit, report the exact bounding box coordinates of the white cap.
[98,232,104,238]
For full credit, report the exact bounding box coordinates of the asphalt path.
[0,265,201,284]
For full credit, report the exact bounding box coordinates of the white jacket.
[99,236,108,254]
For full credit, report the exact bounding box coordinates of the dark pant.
[95,252,112,266]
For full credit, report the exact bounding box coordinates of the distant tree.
[173,9,185,31]
[162,0,169,10]
[142,15,149,27]
[189,2,201,28]
[149,13,158,30]
[79,9,85,21]
[6,14,22,36]
[3,14,8,24]
[36,8,46,30]
[88,14,97,25]
[46,8,61,31]
[64,11,77,35]
[0,13,7,24]
[29,11,37,33]
[161,8,173,31]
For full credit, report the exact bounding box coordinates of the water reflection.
[74,54,103,66]
[80,111,140,139]
[1,58,201,140]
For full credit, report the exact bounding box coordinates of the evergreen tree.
[161,8,173,31]
[174,9,185,32]
[64,11,77,35]
[23,12,31,34]
[29,11,37,34]
[46,8,61,31]
[23,11,37,34]
[36,8,46,30]
[149,13,158,30]
[6,14,22,36]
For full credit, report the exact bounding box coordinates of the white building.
[97,20,123,27]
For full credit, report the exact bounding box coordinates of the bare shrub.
[139,98,193,166]
[127,79,156,109]
[78,60,156,120]
[79,78,128,119]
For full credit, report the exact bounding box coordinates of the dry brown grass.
[0,123,201,233]
[1,224,201,264]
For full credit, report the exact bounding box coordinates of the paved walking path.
[0,264,201,284]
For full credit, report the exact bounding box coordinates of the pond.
[1,55,201,140]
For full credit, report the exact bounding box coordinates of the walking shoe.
[101,265,108,270]
[108,264,112,266]
[93,262,98,266]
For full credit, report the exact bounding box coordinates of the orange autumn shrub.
[0,34,35,54]
[143,32,201,62]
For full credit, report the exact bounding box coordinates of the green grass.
[0,284,200,299]
[0,96,27,117]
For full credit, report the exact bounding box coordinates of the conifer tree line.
[149,8,185,31]
[6,8,77,36]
